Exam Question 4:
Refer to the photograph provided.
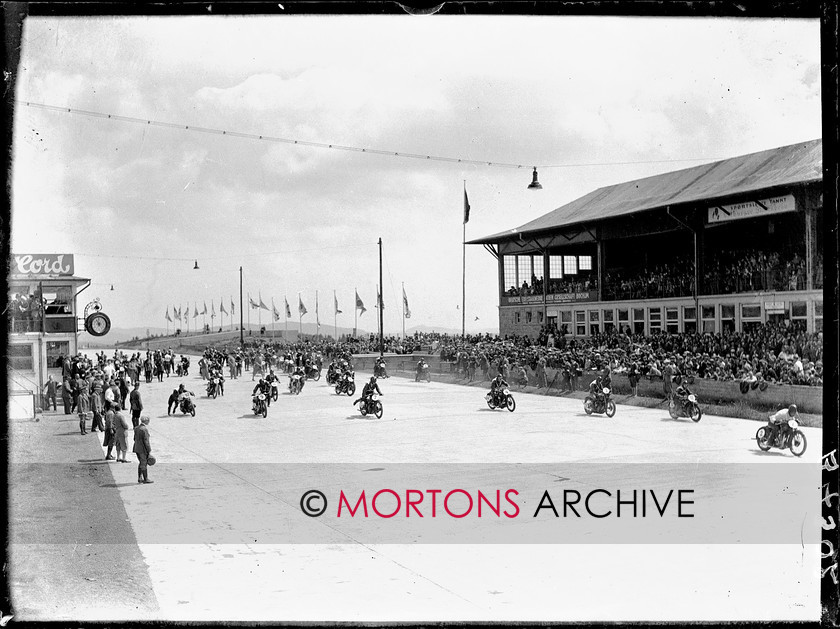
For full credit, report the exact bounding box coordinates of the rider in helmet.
[767,404,799,447]
[252,377,270,398]
[355,375,383,407]
[489,373,509,404]
[264,370,279,405]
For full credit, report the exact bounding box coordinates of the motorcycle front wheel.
[360,404,368,416]
[487,398,496,410]
[262,406,268,419]
[190,408,195,417]
[335,386,342,395]
[506,395,516,413]
[272,390,278,402]
[790,430,807,457]
[374,401,383,419]
[583,397,593,415]
[347,383,356,396]
[689,404,702,423]
[668,403,678,420]
[755,427,772,452]
[605,400,616,418]
[313,372,321,381]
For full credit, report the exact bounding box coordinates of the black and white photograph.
[4,2,836,624]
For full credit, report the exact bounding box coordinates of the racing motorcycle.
[756,416,807,457]
[335,372,356,396]
[289,373,304,395]
[668,392,702,422]
[206,377,221,399]
[415,362,431,382]
[584,387,616,417]
[252,393,268,418]
[486,388,516,412]
[305,365,321,381]
[178,393,196,417]
[374,361,389,378]
[270,380,279,402]
[357,394,383,419]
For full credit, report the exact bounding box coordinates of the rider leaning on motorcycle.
[252,378,270,398]
[768,404,799,446]
[355,376,383,406]
[672,375,691,400]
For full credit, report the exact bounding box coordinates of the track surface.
[10,352,823,621]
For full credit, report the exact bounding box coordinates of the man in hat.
[133,415,153,484]
[129,381,144,428]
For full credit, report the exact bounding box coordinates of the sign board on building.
[503,294,544,305]
[547,291,596,304]
[764,301,786,313]
[707,194,795,224]
[12,254,75,276]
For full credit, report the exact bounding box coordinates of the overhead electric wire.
[17,100,725,170]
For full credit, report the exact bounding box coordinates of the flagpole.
[247,291,251,336]
[258,292,262,332]
[334,290,337,341]
[298,293,302,340]
[166,310,169,337]
[462,180,466,340]
[378,237,384,356]
[285,296,288,341]
[354,288,357,337]
[272,298,275,341]
[401,282,405,341]
[316,290,319,340]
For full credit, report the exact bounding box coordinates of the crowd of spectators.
[602,257,695,301]
[432,320,822,389]
[702,249,807,294]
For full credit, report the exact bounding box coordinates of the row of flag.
[164,288,412,323]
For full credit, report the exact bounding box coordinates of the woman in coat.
[113,409,131,463]
[103,408,116,460]
[133,416,153,484]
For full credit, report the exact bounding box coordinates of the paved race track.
[12,351,824,622]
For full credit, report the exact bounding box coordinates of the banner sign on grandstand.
[707,194,795,224]
[502,291,596,306]
[12,253,75,276]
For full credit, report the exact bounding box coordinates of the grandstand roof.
[469,138,822,245]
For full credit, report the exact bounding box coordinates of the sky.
[9,13,821,336]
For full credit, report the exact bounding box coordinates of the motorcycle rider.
[354,376,383,411]
[375,357,389,378]
[489,373,509,405]
[672,375,692,403]
[290,365,306,393]
[588,374,606,408]
[252,378,271,412]
[176,384,195,412]
[265,370,279,405]
[767,404,799,447]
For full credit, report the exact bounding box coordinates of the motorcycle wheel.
[583,397,593,415]
[487,399,496,410]
[689,404,702,423]
[756,427,772,452]
[347,383,356,396]
[374,401,383,419]
[605,400,616,418]
[790,430,807,457]
[668,403,678,420]
[335,386,342,395]
[313,372,321,381]
[272,390,278,402]
[360,404,368,417]
[506,395,516,412]
[190,408,195,417]
[262,406,268,419]
[212,389,218,399]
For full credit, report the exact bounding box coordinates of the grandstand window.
[515,311,521,324]
[589,323,600,335]
[684,320,697,333]
[632,308,645,334]
[741,304,761,319]
[666,308,678,321]
[683,307,696,321]
[633,308,644,320]
[503,256,517,292]
[526,310,533,323]
[518,256,532,287]
[665,308,679,334]
[549,255,564,279]
[563,256,577,275]
[721,304,735,333]
[575,310,585,335]
[560,310,572,323]
[579,255,592,271]
[588,310,599,323]
[617,309,629,322]
[538,311,544,324]
[791,302,807,318]
[702,305,716,320]
[603,309,614,322]
[649,308,661,322]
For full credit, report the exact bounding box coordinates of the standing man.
[129,381,144,428]
[42,375,58,412]
[133,416,154,484]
